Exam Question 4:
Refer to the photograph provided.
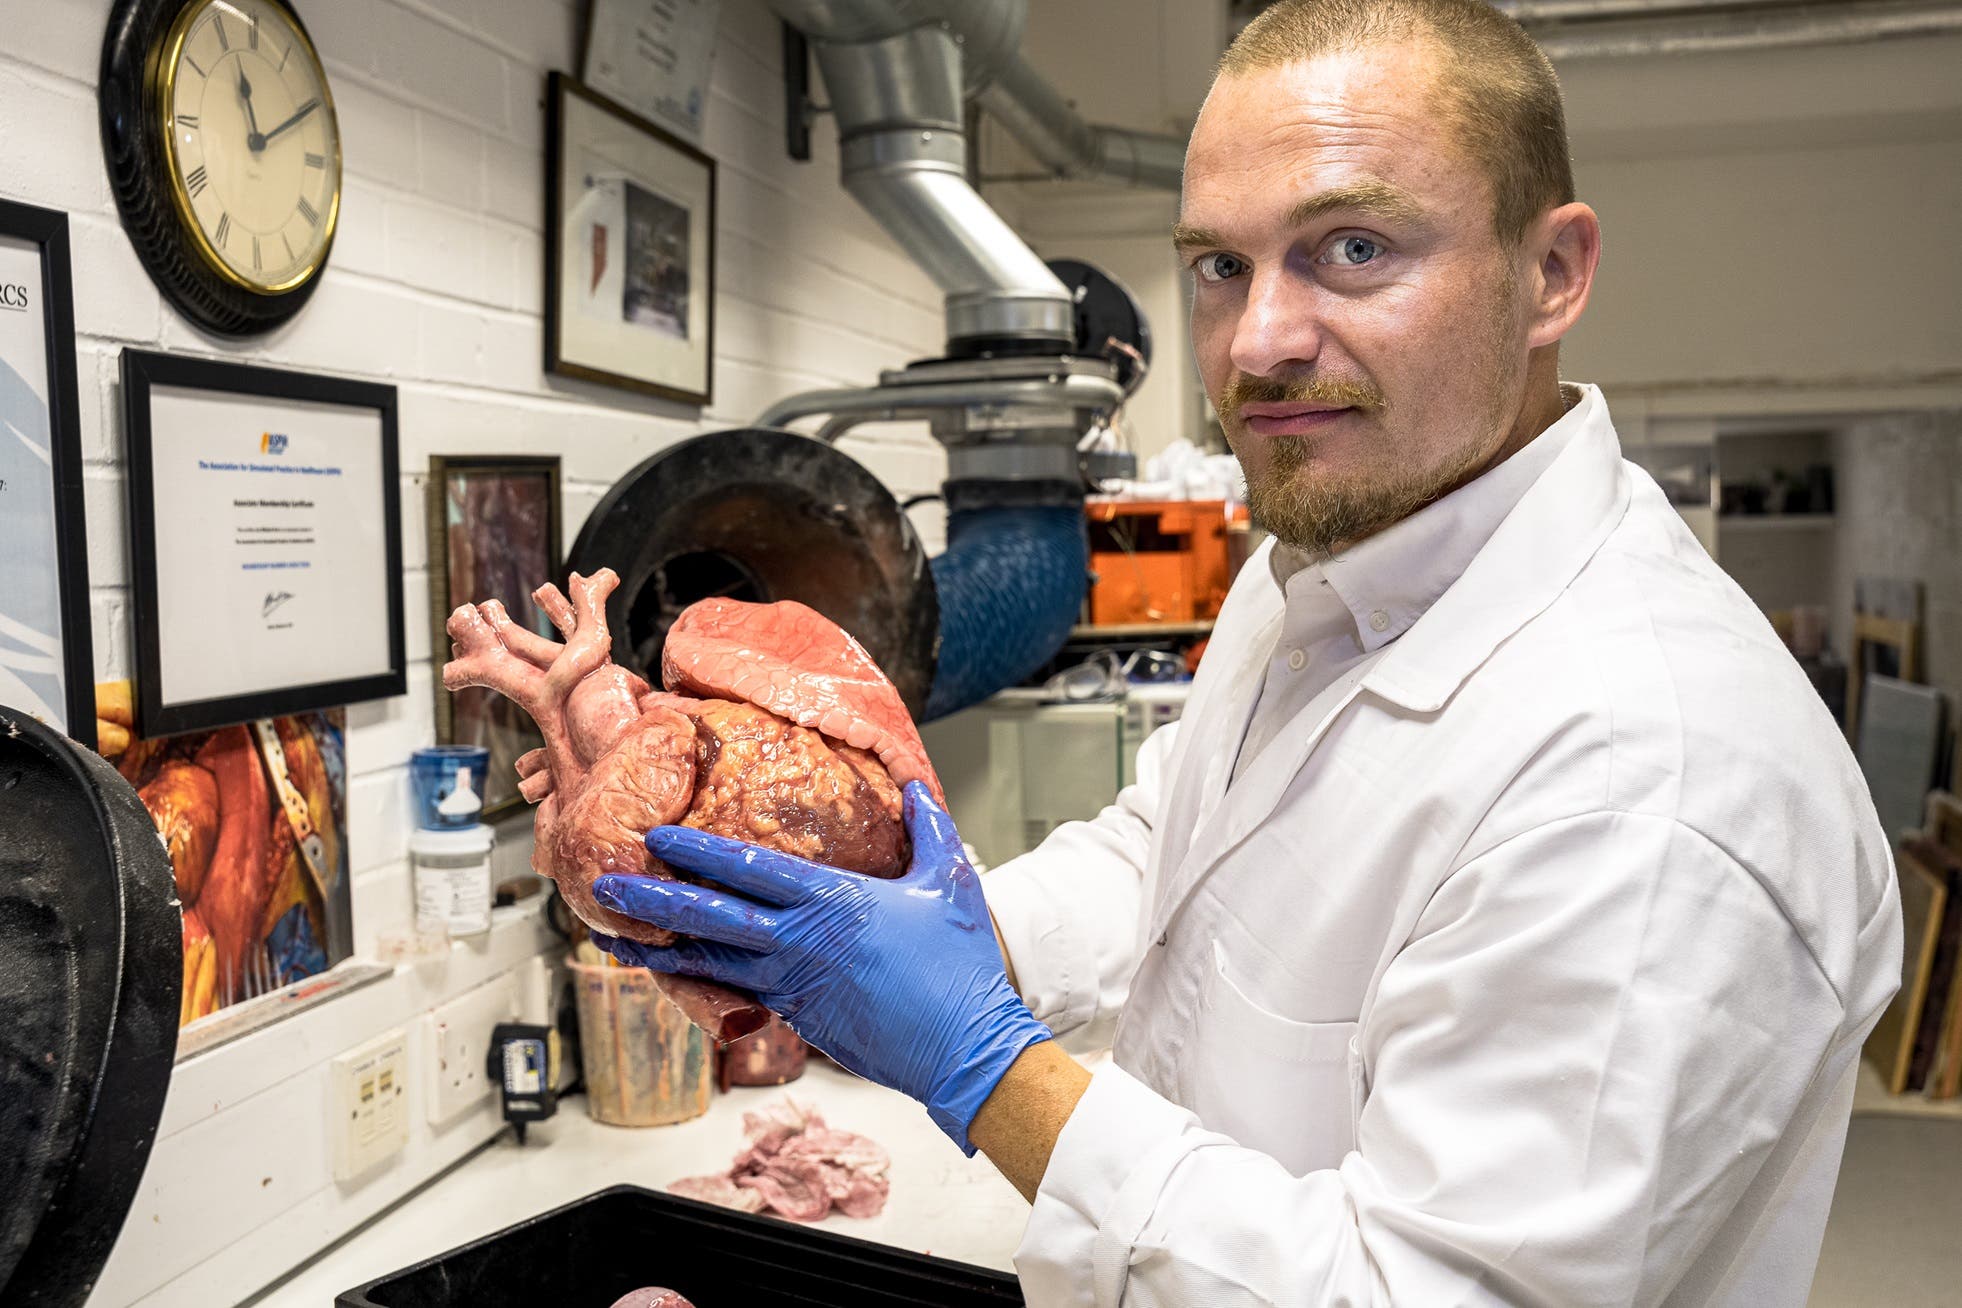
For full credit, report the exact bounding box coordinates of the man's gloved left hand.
[590,780,1052,1154]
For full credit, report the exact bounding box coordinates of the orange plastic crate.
[1084,499,1242,626]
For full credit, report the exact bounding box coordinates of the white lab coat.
[983,390,1902,1307]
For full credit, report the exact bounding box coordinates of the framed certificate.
[121,351,405,736]
[547,72,715,405]
[581,0,722,145]
[0,198,95,749]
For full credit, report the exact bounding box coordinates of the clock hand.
[261,97,321,146]
[237,66,266,152]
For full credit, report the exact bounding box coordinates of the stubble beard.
[1241,416,1494,560]
[1225,279,1525,560]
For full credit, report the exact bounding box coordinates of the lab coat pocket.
[1193,940,1361,1176]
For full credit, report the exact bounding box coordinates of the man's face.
[1178,43,1536,556]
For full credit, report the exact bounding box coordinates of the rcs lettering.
[0,283,30,310]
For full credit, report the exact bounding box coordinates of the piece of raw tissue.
[668,1098,891,1222]
[443,569,944,1042]
[607,1290,697,1308]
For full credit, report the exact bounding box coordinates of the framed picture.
[547,71,716,405]
[0,198,95,749]
[98,692,355,1030]
[428,455,562,819]
[121,351,406,737]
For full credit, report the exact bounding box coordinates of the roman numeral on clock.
[297,197,318,227]
[186,165,208,197]
[248,13,260,50]
[305,152,325,169]
[215,15,229,50]
[177,114,199,129]
[252,236,262,271]
[215,212,231,246]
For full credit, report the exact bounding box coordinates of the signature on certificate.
[263,590,296,619]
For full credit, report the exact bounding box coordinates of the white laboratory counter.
[249,1061,1031,1305]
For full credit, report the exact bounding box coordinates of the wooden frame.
[121,350,405,736]
[1867,844,1951,1093]
[1847,611,1920,743]
[545,71,716,405]
[0,198,95,749]
[427,455,563,820]
[1931,792,1962,857]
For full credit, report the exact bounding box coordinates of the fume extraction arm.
[568,0,1185,720]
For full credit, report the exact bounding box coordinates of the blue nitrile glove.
[590,781,1051,1154]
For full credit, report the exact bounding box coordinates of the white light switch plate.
[329,1029,410,1183]
[425,975,520,1125]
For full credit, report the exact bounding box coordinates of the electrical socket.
[329,1028,410,1183]
[425,975,520,1125]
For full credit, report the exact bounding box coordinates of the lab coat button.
[1156,932,1168,947]
[1287,648,1306,672]
[1369,609,1390,632]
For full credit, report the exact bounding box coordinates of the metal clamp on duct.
[753,349,1135,719]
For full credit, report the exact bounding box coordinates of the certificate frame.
[546,71,716,406]
[427,454,563,821]
[121,350,406,736]
[0,198,95,750]
[581,0,723,145]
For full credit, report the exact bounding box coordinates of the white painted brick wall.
[0,1,949,1300]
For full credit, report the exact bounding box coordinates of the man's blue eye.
[1324,236,1382,266]
[1196,252,1247,283]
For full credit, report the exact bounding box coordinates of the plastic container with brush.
[410,746,495,938]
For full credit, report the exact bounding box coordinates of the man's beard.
[1234,401,1491,559]
[1219,312,1519,559]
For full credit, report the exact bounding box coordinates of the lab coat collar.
[1146,385,1631,946]
[1362,383,1631,713]
[1264,383,1592,656]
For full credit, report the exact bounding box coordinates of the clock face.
[159,0,341,294]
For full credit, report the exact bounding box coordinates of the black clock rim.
[101,0,336,338]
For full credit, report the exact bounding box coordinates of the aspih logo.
[260,431,290,455]
[0,282,28,312]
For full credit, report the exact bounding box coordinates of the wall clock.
[101,0,342,336]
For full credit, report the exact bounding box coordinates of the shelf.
[1852,1056,1962,1121]
[1716,514,1837,531]
[1068,620,1215,640]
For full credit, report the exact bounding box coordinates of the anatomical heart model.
[443,569,944,1040]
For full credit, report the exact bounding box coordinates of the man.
[593,2,1902,1303]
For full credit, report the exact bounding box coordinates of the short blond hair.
[1219,0,1574,244]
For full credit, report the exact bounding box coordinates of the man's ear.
[1525,202,1601,350]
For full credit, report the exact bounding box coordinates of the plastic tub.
[336,1185,1022,1306]
[570,957,713,1127]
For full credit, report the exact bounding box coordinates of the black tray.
[337,1185,1024,1307]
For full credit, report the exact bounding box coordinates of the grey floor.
[1809,1115,1962,1307]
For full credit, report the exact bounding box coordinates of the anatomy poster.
[98,683,352,1027]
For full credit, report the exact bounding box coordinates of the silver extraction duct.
[975,53,1186,190]
[768,0,1073,350]
[768,0,1185,351]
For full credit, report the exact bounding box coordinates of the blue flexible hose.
[925,506,1088,721]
